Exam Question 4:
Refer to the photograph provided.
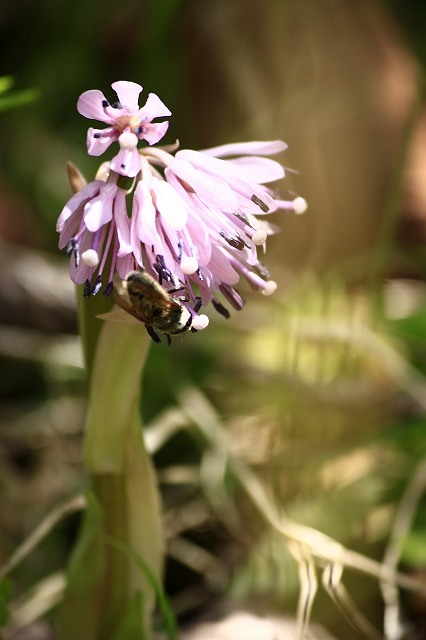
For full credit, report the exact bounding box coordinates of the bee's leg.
[193,297,202,313]
[145,325,161,344]
[166,335,172,346]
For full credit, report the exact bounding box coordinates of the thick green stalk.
[57,319,163,640]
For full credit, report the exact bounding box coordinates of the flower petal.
[168,157,239,212]
[110,148,141,177]
[117,254,135,279]
[113,190,133,256]
[56,181,103,233]
[208,245,240,285]
[141,121,170,146]
[151,178,188,230]
[77,90,115,123]
[132,182,157,245]
[228,156,285,183]
[139,92,172,119]
[84,184,116,232]
[86,127,117,156]
[111,81,143,112]
[200,140,288,158]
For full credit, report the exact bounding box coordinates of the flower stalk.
[57,319,163,640]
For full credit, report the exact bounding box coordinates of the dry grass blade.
[381,458,426,640]
[322,562,382,640]
[288,543,318,640]
[177,387,426,598]
[0,494,86,580]
[7,571,66,631]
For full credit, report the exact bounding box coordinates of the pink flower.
[136,141,307,314]
[58,81,307,332]
[56,178,134,296]
[77,81,171,178]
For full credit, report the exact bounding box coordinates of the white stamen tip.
[292,197,308,215]
[180,256,199,275]
[118,131,138,150]
[81,249,100,267]
[262,280,277,296]
[252,228,268,245]
[192,314,209,330]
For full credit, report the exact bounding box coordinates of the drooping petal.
[151,178,188,230]
[168,157,239,212]
[116,253,135,279]
[111,81,143,112]
[228,156,285,183]
[139,92,172,119]
[208,245,240,286]
[77,90,115,123]
[56,181,103,233]
[178,149,261,201]
[132,181,157,245]
[84,183,116,232]
[113,190,133,256]
[201,140,288,158]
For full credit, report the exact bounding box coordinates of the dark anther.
[121,163,126,169]
[94,133,101,139]
[177,240,183,262]
[65,238,80,267]
[212,298,230,319]
[92,275,102,296]
[196,268,204,282]
[254,261,270,280]
[136,126,145,134]
[83,280,92,298]
[153,255,174,285]
[102,100,109,108]
[65,238,77,255]
[219,284,245,311]
[219,230,246,250]
[193,297,202,313]
[251,194,269,212]
[234,211,249,224]
[111,101,122,109]
[103,281,114,296]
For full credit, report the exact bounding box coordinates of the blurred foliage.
[1,0,426,639]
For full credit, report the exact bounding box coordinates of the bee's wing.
[112,278,151,324]
[126,271,182,311]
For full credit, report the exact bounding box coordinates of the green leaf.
[107,537,178,640]
[0,77,38,111]
[0,88,39,112]
[112,592,147,640]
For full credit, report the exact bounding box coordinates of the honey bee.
[113,270,193,344]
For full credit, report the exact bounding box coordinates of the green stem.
[57,319,163,640]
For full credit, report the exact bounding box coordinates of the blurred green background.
[1,1,426,639]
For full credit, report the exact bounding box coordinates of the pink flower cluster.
[57,81,306,323]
